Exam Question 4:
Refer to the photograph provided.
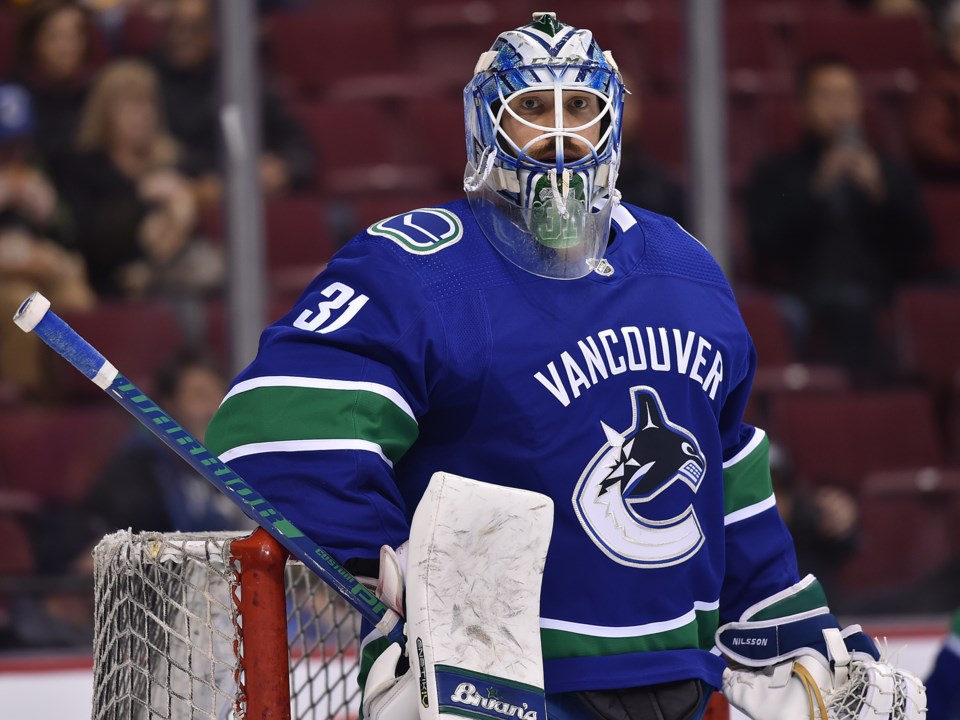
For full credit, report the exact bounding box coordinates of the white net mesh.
[92,531,362,720]
[824,659,927,720]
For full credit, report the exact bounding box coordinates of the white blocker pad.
[405,472,554,720]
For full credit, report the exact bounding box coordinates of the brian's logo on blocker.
[435,667,546,720]
[573,386,707,568]
[449,683,538,720]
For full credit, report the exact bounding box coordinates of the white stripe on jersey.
[723,494,777,526]
[723,427,767,469]
[219,438,393,467]
[541,599,720,638]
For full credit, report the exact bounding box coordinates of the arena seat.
[0,406,131,505]
[640,8,789,96]
[203,295,304,367]
[407,1,502,84]
[406,96,468,187]
[921,184,960,275]
[349,191,458,230]
[895,286,960,388]
[894,287,960,465]
[735,290,796,367]
[117,7,165,56]
[201,196,339,293]
[0,515,34,577]
[54,302,185,401]
[736,291,853,429]
[295,99,423,183]
[0,8,15,80]
[795,11,935,85]
[633,94,686,182]
[838,468,960,592]
[264,196,339,292]
[264,10,402,98]
[769,389,944,491]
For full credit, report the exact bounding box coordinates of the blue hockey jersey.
[206,199,801,693]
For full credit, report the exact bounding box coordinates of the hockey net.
[91,528,362,720]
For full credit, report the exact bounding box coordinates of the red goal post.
[92,528,361,720]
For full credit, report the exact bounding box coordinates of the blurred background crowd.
[0,0,958,659]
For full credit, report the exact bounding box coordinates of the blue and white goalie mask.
[464,12,625,279]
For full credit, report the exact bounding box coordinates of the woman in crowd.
[11,0,101,166]
[54,58,221,301]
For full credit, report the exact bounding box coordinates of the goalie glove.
[716,576,926,720]
[362,543,419,720]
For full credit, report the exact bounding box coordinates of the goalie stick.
[12,291,405,646]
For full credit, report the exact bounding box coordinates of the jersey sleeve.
[718,335,802,625]
[205,236,445,564]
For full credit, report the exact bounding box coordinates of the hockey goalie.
[204,12,926,720]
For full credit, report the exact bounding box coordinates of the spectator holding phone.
[746,57,933,377]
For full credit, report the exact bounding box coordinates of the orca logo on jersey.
[368,208,463,255]
[573,386,707,568]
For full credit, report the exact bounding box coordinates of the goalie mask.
[464,12,626,279]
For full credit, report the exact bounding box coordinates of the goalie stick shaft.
[13,292,403,645]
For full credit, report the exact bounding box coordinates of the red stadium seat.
[736,290,796,367]
[839,468,960,592]
[407,95,468,187]
[264,196,339,292]
[201,196,339,293]
[294,100,399,179]
[117,8,165,56]
[264,10,402,98]
[633,95,686,182]
[0,515,34,576]
[54,302,185,401]
[921,184,960,274]
[895,287,960,388]
[641,8,790,96]
[0,8,15,80]
[0,406,131,505]
[203,295,304,367]
[407,2,502,84]
[795,11,936,87]
[769,389,944,491]
[349,190,457,230]
[736,291,851,429]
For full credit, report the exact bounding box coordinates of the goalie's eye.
[516,95,545,114]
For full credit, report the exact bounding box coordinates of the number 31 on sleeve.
[293,282,369,334]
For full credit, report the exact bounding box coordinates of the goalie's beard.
[519,136,597,166]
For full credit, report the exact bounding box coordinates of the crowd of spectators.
[0,0,959,654]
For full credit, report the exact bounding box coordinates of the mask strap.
[549,169,573,219]
[464,146,497,192]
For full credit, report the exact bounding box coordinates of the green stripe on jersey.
[206,385,418,464]
[723,432,773,516]
[746,578,829,621]
[541,607,719,659]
